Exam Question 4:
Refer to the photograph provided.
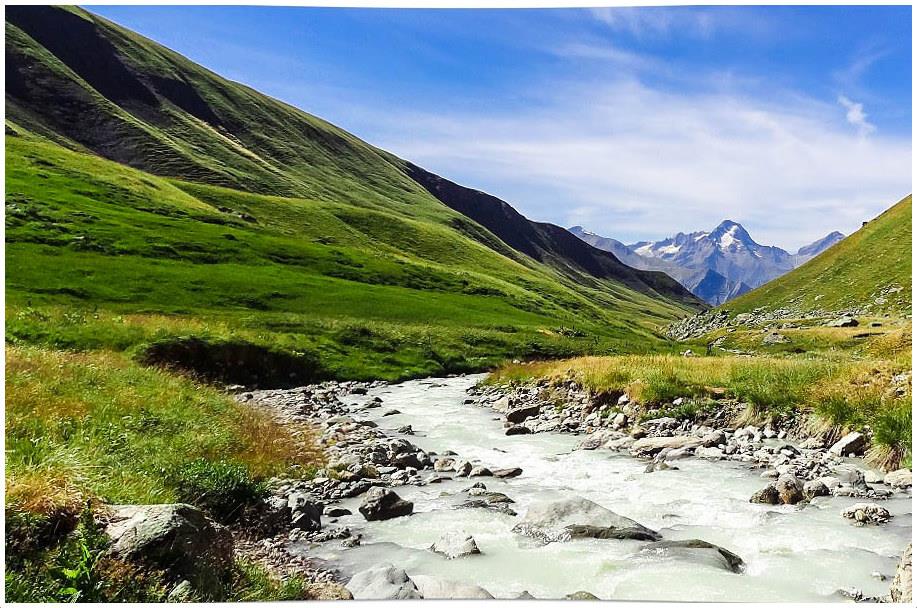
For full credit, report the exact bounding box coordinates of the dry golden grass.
[6,469,85,518]
[232,407,325,478]
[6,345,325,511]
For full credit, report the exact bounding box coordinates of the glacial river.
[306,374,912,601]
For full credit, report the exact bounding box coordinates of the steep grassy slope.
[4,5,709,384]
[724,195,912,316]
[6,132,691,381]
[5,5,698,307]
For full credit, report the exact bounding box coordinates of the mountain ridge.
[5,4,701,310]
[570,221,845,305]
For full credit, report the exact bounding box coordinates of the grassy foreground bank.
[4,345,325,601]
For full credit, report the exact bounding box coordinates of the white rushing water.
[305,375,912,601]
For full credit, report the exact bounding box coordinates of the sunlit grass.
[5,345,322,516]
[490,347,912,468]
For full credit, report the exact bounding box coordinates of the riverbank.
[233,374,911,601]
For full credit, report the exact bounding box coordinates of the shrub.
[172,459,267,522]
[869,404,912,470]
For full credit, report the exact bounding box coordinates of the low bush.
[172,459,267,523]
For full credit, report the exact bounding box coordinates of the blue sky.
[88,5,912,249]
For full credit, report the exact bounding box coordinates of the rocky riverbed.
[224,374,912,601]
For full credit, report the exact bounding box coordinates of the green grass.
[490,348,911,469]
[5,345,323,513]
[5,134,691,381]
[724,195,912,317]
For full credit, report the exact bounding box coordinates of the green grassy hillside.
[5,5,705,384]
[5,5,698,305]
[724,195,912,317]
[6,132,693,381]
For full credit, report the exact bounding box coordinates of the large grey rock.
[826,316,859,327]
[830,463,867,487]
[763,332,790,345]
[411,575,493,599]
[750,484,780,505]
[105,504,232,595]
[430,532,481,559]
[884,469,913,489]
[506,404,540,424]
[889,543,912,603]
[803,480,830,499]
[358,487,413,521]
[828,432,867,456]
[512,497,660,542]
[631,436,701,457]
[700,430,727,447]
[346,565,421,599]
[492,467,523,478]
[287,492,322,531]
[640,539,746,573]
[775,474,804,505]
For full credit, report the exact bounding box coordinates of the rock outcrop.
[512,497,660,542]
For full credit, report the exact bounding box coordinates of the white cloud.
[837,95,877,136]
[590,7,714,39]
[366,79,909,250]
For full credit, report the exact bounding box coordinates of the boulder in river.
[430,531,481,559]
[513,497,660,543]
[803,480,830,500]
[358,487,413,521]
[750,484,780,505]
[775,474,804,505]
[505,425,533,436]
[346,564,422,599]
[631,436,701,457]
[324,506,352,517]
[506,404,540,424]
[889,543,912,603]
[828,432,867,456]
[565,591,600,600]
[842,503,891,526]
[434,457,455,472]
[640,539,746,573]
[492,467,523,478]
[411,575,493,599]
[469,466,492,477]
[105,503,232,596]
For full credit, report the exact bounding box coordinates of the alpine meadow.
[3,4,913,604]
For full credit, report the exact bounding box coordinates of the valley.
[3,5,912,604]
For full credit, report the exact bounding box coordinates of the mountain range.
[569,222,845,305]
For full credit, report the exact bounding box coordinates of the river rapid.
[302,374,912,601]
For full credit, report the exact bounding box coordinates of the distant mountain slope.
[5,5,700,310]
[724,195,912,316]
[570,221,845,305]
[404,165,700,305]
[795,230,845,264]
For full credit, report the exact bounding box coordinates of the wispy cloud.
[833,44,892,90]
[589,7,717,39]
[837,95,877,136]
[368,78,909,250]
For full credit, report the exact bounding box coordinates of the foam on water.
[303,375,912,601]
